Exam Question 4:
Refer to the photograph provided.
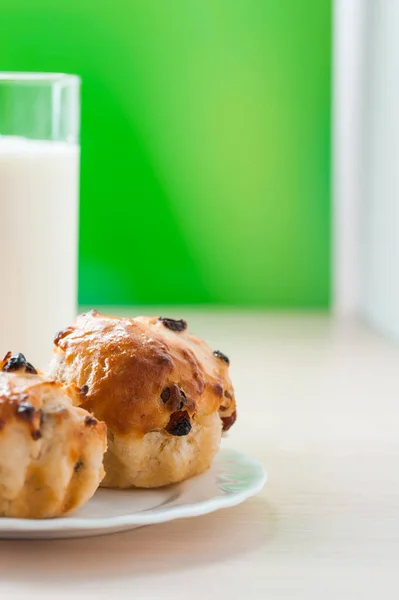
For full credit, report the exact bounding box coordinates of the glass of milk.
[0,73,80,369]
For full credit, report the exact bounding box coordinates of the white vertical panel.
[333,0,365,315]
[360,0,399,339]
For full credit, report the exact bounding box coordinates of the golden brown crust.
[51,311,237,436]
[0,359,107,518]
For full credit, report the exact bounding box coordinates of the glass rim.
[0,72,80,85]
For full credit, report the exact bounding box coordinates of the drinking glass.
[0,73,80,369]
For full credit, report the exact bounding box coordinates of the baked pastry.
[49,311,237,488]
[0,352,107,518]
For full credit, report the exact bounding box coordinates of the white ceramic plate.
[0,449,266,539]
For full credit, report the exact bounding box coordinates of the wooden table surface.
[1,312,398,599]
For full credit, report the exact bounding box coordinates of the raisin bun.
[0,352,107,518]
[49,311,237,488]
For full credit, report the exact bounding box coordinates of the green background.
[0,0,331,307]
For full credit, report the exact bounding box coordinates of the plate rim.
[0,449,266,533]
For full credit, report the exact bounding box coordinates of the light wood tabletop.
[1,312,398,599]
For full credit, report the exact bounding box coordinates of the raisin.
[54,327,74,347]
[160,387,171,403]
[177,389,186,410]
[213,350,230,365]
[74,459,83,472]
[2,353,37,374]
[80,385,89,396]
[165,411,192,436]
[158,317,187,332]
[213,383,223,397]
[221,410,237,431]
[84,415,97,427]
[16,401,36,421]
[1,352,11,367]
[162,385,187,411]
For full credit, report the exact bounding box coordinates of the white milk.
[0,136,79,369]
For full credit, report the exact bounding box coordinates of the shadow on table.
[0,499,276,582]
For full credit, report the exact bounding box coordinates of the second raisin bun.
[0,352,107,518]
[49,311,237,488]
